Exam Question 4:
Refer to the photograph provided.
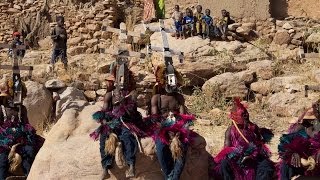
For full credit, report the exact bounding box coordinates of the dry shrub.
[188,84,231,125]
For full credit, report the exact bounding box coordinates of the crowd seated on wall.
[171,5,235,41]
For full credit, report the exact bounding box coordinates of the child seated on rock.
[217,9,234,40]
[202,9,214,39]
[182,8,195,39]
[171,5,183,39]
[194,5,204,38]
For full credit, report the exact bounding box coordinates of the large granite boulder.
[23,81,53,134]
[28,102,209,180]
[202,71,255,99]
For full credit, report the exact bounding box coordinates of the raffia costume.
[213,98,274,180]
[90,61,144,177]
[278,103,320,179]
[0,80,44,179]
[142,64,195,180]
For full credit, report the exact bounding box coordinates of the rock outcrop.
[28,102,210,180]
[23,81,53,133]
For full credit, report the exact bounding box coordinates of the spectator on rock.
[171,5,183,39]
[194,5,204,38]
[218,9,234,40]
[182,8,195,39]
[51,16,68,70]
[202,9,214,40]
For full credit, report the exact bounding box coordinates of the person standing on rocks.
[51,16,68,70]
[213,98,275,180]
[8,32,26,63]
[171,5,183,39]
[145,64,195,180]
[90,61,143,179]
[278,100,320,179]
[0,79,44,179]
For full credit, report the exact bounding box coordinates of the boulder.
[228,23,242,31]
[68,46,87,56]
[288,29,295,34]
[68,37,84,46]
[236,27,250,35]
[150,32,210,55]
[86,24,101,31]
[84,81,99,91]
[96,89,107,96]
[70,80,85,90]
[276,20,285,27]
[306,32,320,44]
[28,102,209,180]
[250,80,271,95]
[78,27,89,34]
[213,41,245,54]
[23,81,53,134]
[202,71,255,99]
[7,8,20,13]
[267,92,318,117]
[45,79,66,90]
[293,32,304,40]
[84,90,97,101]
[84,39,99,47]
[246,60,273,80]
[250,76,304,95]
[273,30,291,45]
[291,39,302,46]
[282,22,294,30]
[55,87,87,119]
[242,23,256,30]
[97,62,111,73]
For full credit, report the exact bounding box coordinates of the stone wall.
[198,0,270,20]
[0,0,143,52]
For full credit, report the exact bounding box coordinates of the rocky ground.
[1,16,320,179]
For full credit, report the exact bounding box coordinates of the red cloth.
[13,32,21,37]
[143,0,156,22]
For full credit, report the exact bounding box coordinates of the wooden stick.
[232,120,249,144]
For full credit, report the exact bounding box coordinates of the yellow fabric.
[156,0,165,18]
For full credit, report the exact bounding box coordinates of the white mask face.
[167,73,177,86]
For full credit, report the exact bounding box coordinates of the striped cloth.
[143,0,156,22]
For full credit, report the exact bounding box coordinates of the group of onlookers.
[171,5,235,40]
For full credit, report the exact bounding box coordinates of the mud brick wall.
[198,0,270,20]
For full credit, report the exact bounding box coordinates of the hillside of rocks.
[0,0,320,179]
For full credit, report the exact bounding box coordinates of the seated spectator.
[182,8,195,39]
[194,5,204,37]
[202,9,214,39]
[171,5,183,39]
[217,9,234,40]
